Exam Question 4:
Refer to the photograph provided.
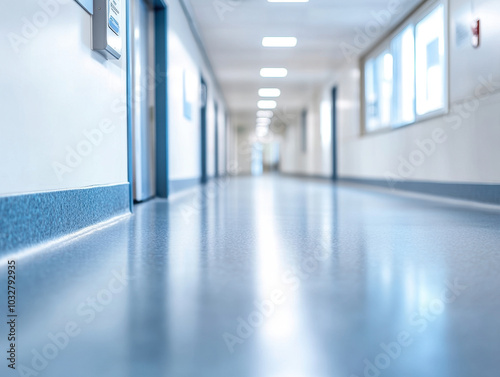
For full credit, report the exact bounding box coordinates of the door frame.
[200,77,208,184]
[126,0,169,210]
[331,86,338,181]
[214,102,219,178]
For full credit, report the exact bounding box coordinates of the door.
[214,102,219,178]
[331,87,338,181]
[131,0,156,202]
[200,78,208,184]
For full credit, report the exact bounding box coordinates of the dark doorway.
[331,87,338,181]
[214,102,219,178]
[128,0,168,205]
[200,78,208,184]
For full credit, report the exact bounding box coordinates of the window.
[363,2,447,133]
[364,58,378,131]
[379,52,394,128]
[416,4,445,116]
[392,25,415,127]
[365,52,393,132]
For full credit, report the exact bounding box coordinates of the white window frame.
[361,0,449,135]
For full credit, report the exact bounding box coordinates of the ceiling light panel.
[260,68,288,78]
[258,100,277,109]
[262,37,298,47]
[259,88,281,97]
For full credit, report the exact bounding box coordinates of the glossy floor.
[1,175,500,377]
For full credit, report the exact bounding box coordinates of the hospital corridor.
[1,0,500,376]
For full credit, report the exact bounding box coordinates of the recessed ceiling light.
[257,110,274,118]
[258,100,277,109]
[259,88,281,97]
[260,68,288,78]
[262,37,297,47]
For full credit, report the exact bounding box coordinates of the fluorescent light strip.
[259,88,281,97]
[258,100,277,109]
[262,37,297,47]
[260,68,288,78]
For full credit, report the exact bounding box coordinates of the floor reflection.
[127,203,168,377]
[1,175,499,377]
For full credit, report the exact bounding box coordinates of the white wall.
[0,0,228,200]
[282,0,500,185]
[167,0,227,182]
[0,0,128,196]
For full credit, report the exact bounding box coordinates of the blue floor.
[1,175,500,377]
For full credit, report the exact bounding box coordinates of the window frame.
[361,0,449,135]
[391,24,415,128]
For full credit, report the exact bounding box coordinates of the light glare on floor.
[259,88,281,97]
[262,37,297,47]
[258,100,277,109]
[260,68,288,78]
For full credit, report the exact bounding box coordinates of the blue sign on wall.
[183,70,192,121]
[109,16,120,35]
[108,0,121,35]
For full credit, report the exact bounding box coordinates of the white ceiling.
[186,0,422,126]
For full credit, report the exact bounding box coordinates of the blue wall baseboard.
[0,184,130,253]
[340,177,500,206]
[281,172,331,180]
[169,178,200,195]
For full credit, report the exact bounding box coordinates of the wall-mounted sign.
[92,0,122,59]
[108,0,120,36]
